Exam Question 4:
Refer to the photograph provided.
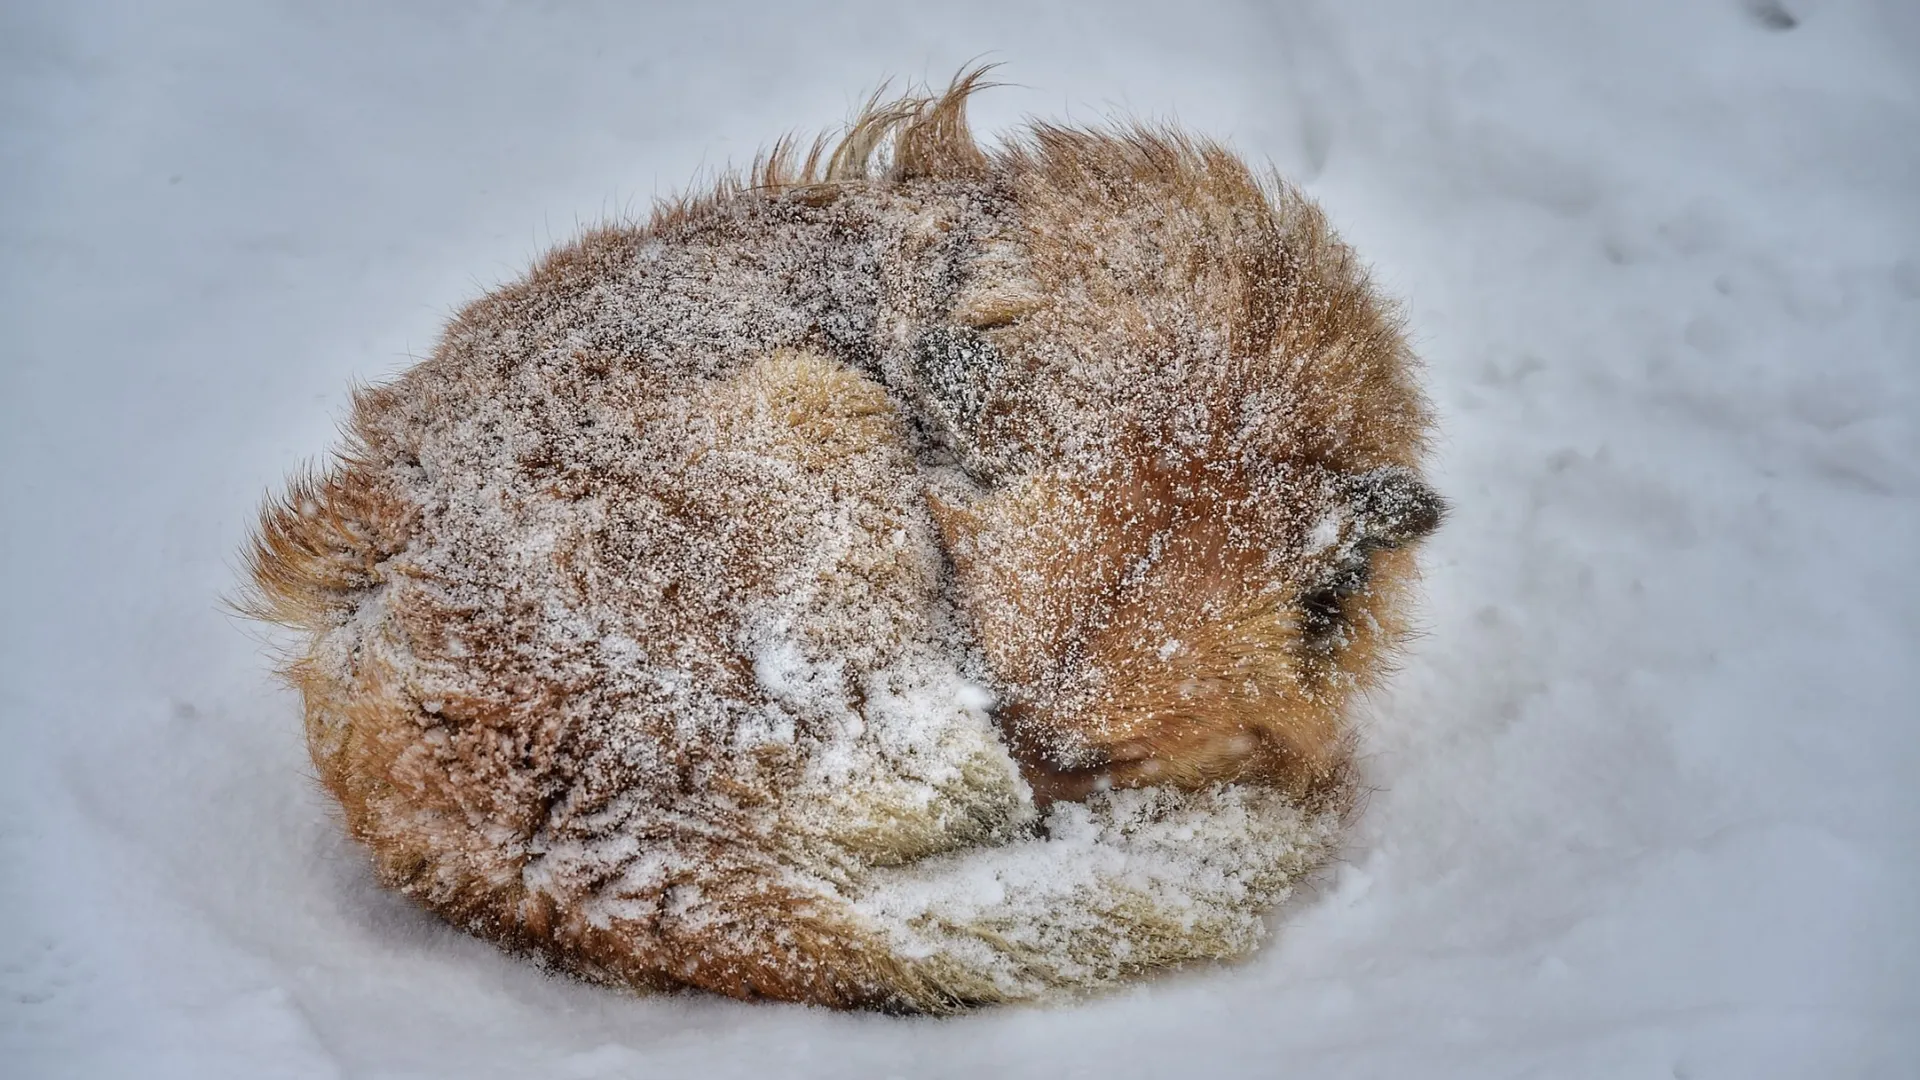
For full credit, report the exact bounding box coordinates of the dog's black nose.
[1345,466,1446,548]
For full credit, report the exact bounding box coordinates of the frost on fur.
[240,68,1442,1012]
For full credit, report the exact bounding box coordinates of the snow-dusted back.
[4,0,1917,1075]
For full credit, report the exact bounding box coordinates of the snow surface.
[3,0,1917,1075]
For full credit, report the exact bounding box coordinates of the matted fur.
[242,70,1441,1011]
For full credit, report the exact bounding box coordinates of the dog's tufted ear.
[1342,466,1446,549]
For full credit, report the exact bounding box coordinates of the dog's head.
[914,125,1443,802]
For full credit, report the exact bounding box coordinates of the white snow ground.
[3,0,1917,1075]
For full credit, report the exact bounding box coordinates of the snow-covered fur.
[242,70,1441,1011]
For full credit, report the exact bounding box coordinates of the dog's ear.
[913,324,1014,483]
[914,325,1004,429]
[1343,466,1445,549]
